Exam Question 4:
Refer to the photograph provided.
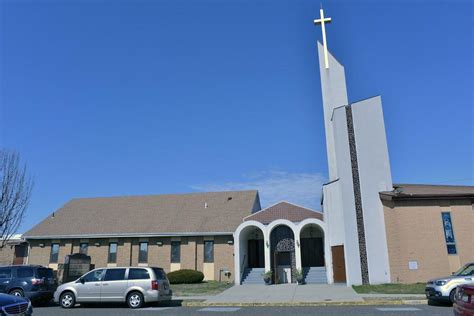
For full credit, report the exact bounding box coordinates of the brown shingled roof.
[244,201,323,224]
[24,190,259,238]
[380,184,474,201]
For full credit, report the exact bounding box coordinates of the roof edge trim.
[24,232,234,240]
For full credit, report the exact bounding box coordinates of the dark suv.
[0,265,57,303]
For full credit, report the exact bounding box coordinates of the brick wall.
[26,234,236,281]
[214,236,235,282]
[28,240,53,267]
[0,246,15,265]
[383,199,474,283]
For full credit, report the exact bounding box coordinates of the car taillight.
[31,278,44,285]
[151,280,159,291]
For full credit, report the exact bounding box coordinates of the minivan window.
[83,269,104,283]
[104,269,126,281]
[128,268,149,280]
[0,268,11,278]
[152,268,166,280]
[17,267,34,278]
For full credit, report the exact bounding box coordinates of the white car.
[425,262,474,303]
[54,266,172,309]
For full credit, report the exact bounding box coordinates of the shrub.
[262,270,272,281]
[167,269,204,284]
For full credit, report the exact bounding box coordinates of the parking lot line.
[376,307,422,312]
[140,307,173,311]
[198,307,241,312]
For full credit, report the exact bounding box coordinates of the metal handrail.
[240,254,246,281]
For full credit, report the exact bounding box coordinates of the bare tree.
[0,150,33,248]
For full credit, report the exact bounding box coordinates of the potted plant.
[262,270,272,285]
[295,269,304,285]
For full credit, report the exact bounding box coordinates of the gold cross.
[314,8,332,69]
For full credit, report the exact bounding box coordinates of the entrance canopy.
[243,201,323,224]
[233,202,332,285]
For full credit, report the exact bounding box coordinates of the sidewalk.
[174,285,428,307]
[205,284,363,304]
[360,294,426,299]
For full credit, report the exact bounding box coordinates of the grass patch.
[352,283,426,294]
[171,281,233,296]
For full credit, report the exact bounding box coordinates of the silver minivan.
[54,267,172,309]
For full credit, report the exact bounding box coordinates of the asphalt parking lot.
[32,304,454,315]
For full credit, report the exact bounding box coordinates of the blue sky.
[1,0,472,232]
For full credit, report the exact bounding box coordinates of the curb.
[181,299,428,307]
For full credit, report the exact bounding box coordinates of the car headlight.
[435,280,449,286]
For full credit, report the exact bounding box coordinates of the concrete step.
[241,267,266,285]
[303,267,327,284]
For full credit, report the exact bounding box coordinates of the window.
[128,268,150,280]
[104,269,126,281]
[0,268,11,279]
[152,268,167,280]
[82,269,104,283]
[171,241,180,263]
[108,243,117,263]
[138,242,148,263]
[447,244,457,255]
[37,268,53,279]
[79,243,88,255]
[441,212,457,255]
[50,243,59,263]
[458,264,474,276]
[17,267,34,278]
[204,240,214,263]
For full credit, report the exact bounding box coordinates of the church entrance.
[301,237,324,267]
[274,251,292,283]
[270,225,296,284]
[247,239,264,268]
[300,224,325,268]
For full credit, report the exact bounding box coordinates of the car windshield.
[454,264,474,276]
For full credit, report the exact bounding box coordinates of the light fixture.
[39,243,45,248]
[227,240,233,245]
[156,241,163,246]
[94,242,101,247]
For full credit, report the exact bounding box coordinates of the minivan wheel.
[9,289,24,297]
[60,292,76,309]
[127,291,144,309]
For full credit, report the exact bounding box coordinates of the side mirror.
[80,277,85,284]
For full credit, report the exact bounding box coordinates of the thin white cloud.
[191,170,326,210]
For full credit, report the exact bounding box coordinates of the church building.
[8,10,474,286]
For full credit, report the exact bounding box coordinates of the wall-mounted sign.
[408,261,418,270]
